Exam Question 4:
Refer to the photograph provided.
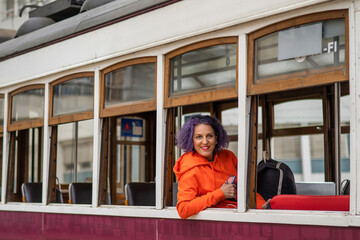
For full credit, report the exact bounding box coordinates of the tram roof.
[0,0,175,61]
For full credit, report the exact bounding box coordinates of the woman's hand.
[220,183,236,199]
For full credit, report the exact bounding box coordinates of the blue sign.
[121,118,143,137]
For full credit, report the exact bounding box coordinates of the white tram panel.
[0,0,331,88]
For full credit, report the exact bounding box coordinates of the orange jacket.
[173,149,237,219]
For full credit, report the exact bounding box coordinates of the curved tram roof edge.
[0,0,176,61]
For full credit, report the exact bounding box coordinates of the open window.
[6,85,44,203]
[99,57,157,206]
[247,10,349,210]
[164,37,238,207]
[48,73,94,204]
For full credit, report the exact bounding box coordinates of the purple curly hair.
[176,115,229,153]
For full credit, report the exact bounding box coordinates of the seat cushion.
[270,195,349,211]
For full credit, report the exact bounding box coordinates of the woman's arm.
[176,171,228,219]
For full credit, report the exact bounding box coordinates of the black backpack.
[257,159,297,201]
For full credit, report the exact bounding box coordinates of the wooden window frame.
[8,85,44,132]
[49,72,94,126]
[100,57,157,118]
[164,37,238,108]
[247,10,349,95]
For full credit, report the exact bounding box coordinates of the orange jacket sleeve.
[176,170,226,219]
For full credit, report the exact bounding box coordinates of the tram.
[0,0,359,239]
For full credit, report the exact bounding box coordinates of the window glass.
[272,134,325,182]
[341,95,350,127]
[274,99,323,129]
[169,43,237,96]
[53,77,93,116]
[11,88,44,123]
[254,19,345,82]
[104,63,156,108]
[221,108,238,156]
[340,95,350,182]
[56,119,93,184]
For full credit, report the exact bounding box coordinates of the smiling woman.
[173,115,238,219]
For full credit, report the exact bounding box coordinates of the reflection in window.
[274,99,323,129]
[104,63,156,108]
[11,88,44,123]
[53,77,93,116]
[254,19,345,81]
[221,108,238,156]
[169,43,237,96]
[340,95,350,182]
[56,119,93,184]
[272,134,325,182]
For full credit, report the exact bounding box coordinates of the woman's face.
[192,124,217,161]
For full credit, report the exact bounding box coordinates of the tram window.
[48,73,94,204]
[7,128,43,203]
[248,11,348,95]
[99,113,155,206]
[272,134,325,182]
[6,86,44,203]
[100,57,157,117]
[50,73,94,125]
[221,108,238,156]
[99,58,157,206]
[52,75,93,117]
[8,85,44,131]
[165,101,238,207]
[104,62,156,107]
[169,43,236,95]
[340,95,350,182]
[164,37,238,108]
[273,99,323,129]
[56,120,93,184]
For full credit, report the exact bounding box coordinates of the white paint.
[237,34,248,213]
[92,67,101,207]
[155,55,165,210]
[0,0,332,87]
[350,0,360,215]
[1,93,8,204]
[42,83,50,205]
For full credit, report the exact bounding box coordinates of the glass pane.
[53,77,93,116]
[254,19,345,82]
[272,134,325,182]
[340,133,350,182]
[341,95,350,127]
[56,119,93,185]
[104,63,155,107]
[27,128,42,183]
[11,88,44,123]
[221,108,238,136]
[169,43,237,96]
[274,99,323,129]
[116,144,146,205]
[0,97,4,127]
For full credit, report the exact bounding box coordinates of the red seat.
[270,195,349,211]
